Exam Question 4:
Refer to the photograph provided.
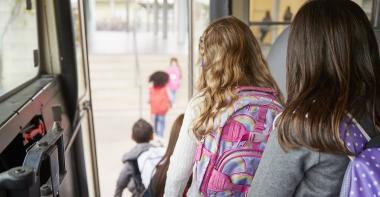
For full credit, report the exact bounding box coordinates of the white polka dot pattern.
[339,116,380,197]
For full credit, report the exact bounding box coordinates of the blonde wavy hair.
[192,16,283,140]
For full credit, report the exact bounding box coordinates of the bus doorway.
[87,0,189,196]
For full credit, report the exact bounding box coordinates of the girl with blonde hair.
[164,16,283,196]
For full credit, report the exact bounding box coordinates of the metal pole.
[177,0,187,44]
[243,0,250,25]
[272,0,280,43]
[188,0,194,99]
[372,0,380,29]
[147,4,151,31]
[210,0,229,22]
[163,0,168,39]
[132,8,142,117]
[109,0,115,18]
[154,0,159,36]
[126,0,130,31]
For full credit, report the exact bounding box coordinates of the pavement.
[89,30,188,197]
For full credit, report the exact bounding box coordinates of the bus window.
[352,0,373,17]
[0,0,39,97]
[190,0,209,97]
[248,0,373,56]
[248,0,306,56]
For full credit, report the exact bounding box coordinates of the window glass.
[191,0,209,92]
[248,0,373,56]
[249,0,306,56]
[353,0,373,18]
[0,0,39,96]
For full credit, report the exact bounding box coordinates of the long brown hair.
[152,114,184,197]
[278,0,380,154]
[193,16,283,140]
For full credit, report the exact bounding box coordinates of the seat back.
[266,27,290,98]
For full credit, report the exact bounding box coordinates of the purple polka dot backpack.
[339,114,380,197]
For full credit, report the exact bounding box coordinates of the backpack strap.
[366,135,380,148]
[343,113,372,160]
[347,113,371,141]
[254,107,268,131]
[346,113,380,149]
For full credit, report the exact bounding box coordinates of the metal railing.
[188,0,194,99]
[372,0,380,29]
[132,8,143,118]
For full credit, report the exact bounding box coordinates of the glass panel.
[192,0,209,91]
[248,0,373,56]
[249,0,305,23]
[71,0,87,99]
[249,0,306,55]
[353,0,373,18]
[0,0,39,96]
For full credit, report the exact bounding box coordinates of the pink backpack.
[194,87,283,196]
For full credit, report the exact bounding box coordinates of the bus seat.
[266,27,289,99]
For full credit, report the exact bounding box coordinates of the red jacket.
[149,86,170,115]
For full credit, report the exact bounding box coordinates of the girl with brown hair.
[249,0,380,196]
[164,16,283,196]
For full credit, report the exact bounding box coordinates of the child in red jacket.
[149,71,171,138]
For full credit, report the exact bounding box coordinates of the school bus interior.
[0,0,379,196]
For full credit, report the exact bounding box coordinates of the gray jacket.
[249,115,378,197]
[115,143,154,197]
[248,130,350,197]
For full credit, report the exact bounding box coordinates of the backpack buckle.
[236,132,269,147]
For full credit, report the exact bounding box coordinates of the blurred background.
[88,0,189,196]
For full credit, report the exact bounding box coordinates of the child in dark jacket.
[114,119,154,197]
